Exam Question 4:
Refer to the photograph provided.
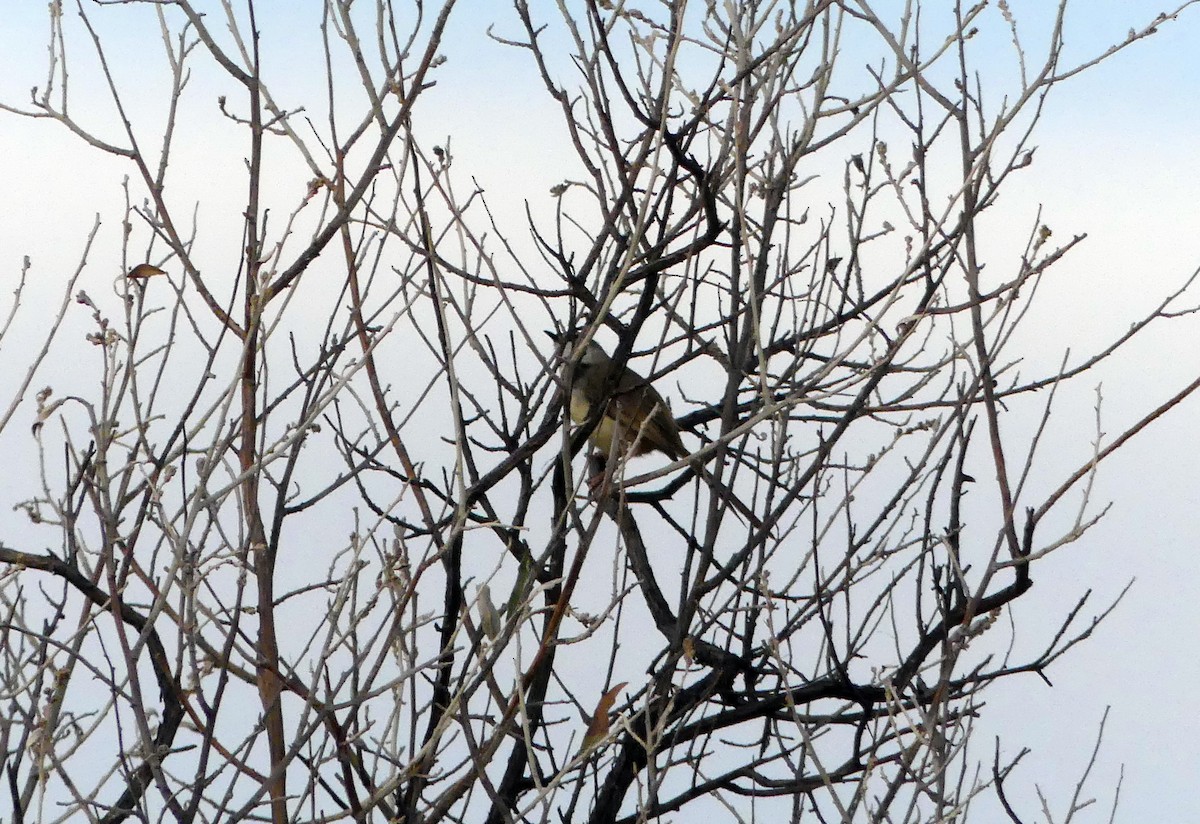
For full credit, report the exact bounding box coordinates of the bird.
[548,330,766,531]
[547,330,687,465]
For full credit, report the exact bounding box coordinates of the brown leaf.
[477,584,500,642]
[581,682,626,752]
[126,263,167,280]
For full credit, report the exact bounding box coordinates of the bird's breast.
[570,388,618,454]
[569,388,591,424]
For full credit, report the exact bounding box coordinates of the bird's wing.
[608,384,688,459]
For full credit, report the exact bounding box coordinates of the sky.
[2,0,1200,819]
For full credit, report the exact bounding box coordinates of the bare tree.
[1,1,1197,822]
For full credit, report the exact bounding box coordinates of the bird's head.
[545,329,611,374]
[577,339,611,371]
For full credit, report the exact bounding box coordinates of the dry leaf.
[477,584,500,642]
[580,682,626,752]
[32,389,65,437]
[126,263,167,280]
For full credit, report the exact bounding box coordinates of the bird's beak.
[546,329,567,361]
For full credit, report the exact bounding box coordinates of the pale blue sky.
[3,1,1199,819]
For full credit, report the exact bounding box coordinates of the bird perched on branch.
[547,330,686,465]
[548,330,766,531]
